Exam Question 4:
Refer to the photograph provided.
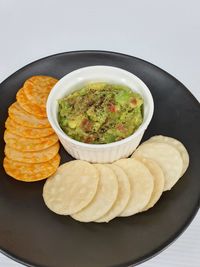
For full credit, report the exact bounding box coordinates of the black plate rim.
[0,50,199,267]
[1,50,199,109]
[1,203,199,267]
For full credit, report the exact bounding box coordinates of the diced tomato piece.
[108,103,116,112]
[81,118,92,131]
[116,124,125,132]
[131,98,137,106]
[84,135,95,143]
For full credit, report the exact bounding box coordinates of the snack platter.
[0,51,199,267]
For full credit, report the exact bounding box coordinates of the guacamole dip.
[58,83,143,144]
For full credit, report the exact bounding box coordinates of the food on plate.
[58,82,143,144]
[41,135,189,222]
[133,157,164,211]
[96,164,130,223]
[71,164,118,222]
[146,135,189,175]
[23,75,58,108]
[9,102,50,128]
[43,137,189,223]
[43,161,99,215]
[4,130,58,152]
[3,154,60,182]
[3,75,60,181]
[114,158,154,216]
[5,142,60,163]
[133,142,183,191]
[2,73,190,222]
[16,88,47,118]
[5,117,54,139]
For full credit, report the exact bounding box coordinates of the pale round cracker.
[17,88,47,118]
[133,142,183,191]
[133,157,164,211]
[43,160,99,215]
[71,164,118,222]
[114,158,154,216]
[3,154,60,182]
[146,135,189,175]
[96,164,130,223]
[5,142,60,163]
[5,117,54,139]
[23,76,58,108]
[4,130,58,152]
[9,102,50,128]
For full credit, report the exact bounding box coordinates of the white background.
[0,0,199,266]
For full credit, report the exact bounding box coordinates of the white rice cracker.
[146,135,189,175]
[133,142,183,191]
[43,160,99,215]
[71,164,118,222]
[114,158,154,216]
[96,164,130,223]
[133,157,164,211]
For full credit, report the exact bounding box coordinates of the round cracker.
[146,135,189,175]
[71,164,118,222]
[43,160,99,215]
[96,164,130,223]
[114,158,154,216]
[133,157,165,211]
[23,76,58,108]
[133,142,183,191]
[3,154,60,182]
[4,130,58,152]
[17,88,47,118]
[9,102,50,128]
[5,142,60,163]
[5,117,54,139]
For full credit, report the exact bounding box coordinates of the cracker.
[8,102,50,128]
[5,117,54,138]
[147,135,189,175]
[16,88,47,118]
[96,164,130,222]
[3,154,60,182]
[71,164,118,222]
[4,130,58,152]
[133,157,164,211]
[23,76,58,108]
[5,142,60,163]
[133,142,183,191]
[43,160,99,215]
[114,158,154,216]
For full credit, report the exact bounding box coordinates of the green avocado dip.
[58,83,144,144]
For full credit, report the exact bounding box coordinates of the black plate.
[0,51,200,267]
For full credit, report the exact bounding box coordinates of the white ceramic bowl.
[47,66,154,163]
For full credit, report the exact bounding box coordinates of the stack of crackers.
[43,135,189,223]
[3,76,60,182]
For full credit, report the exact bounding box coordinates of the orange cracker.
[23,76,58,108]
[4,130,58,152]
[3,154,60,182]
[17,88,47,118]
[5,117,54,139]
[8,102,50,128]
[5,142,60,163]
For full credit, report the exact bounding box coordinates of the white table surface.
[0,0,199,266]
